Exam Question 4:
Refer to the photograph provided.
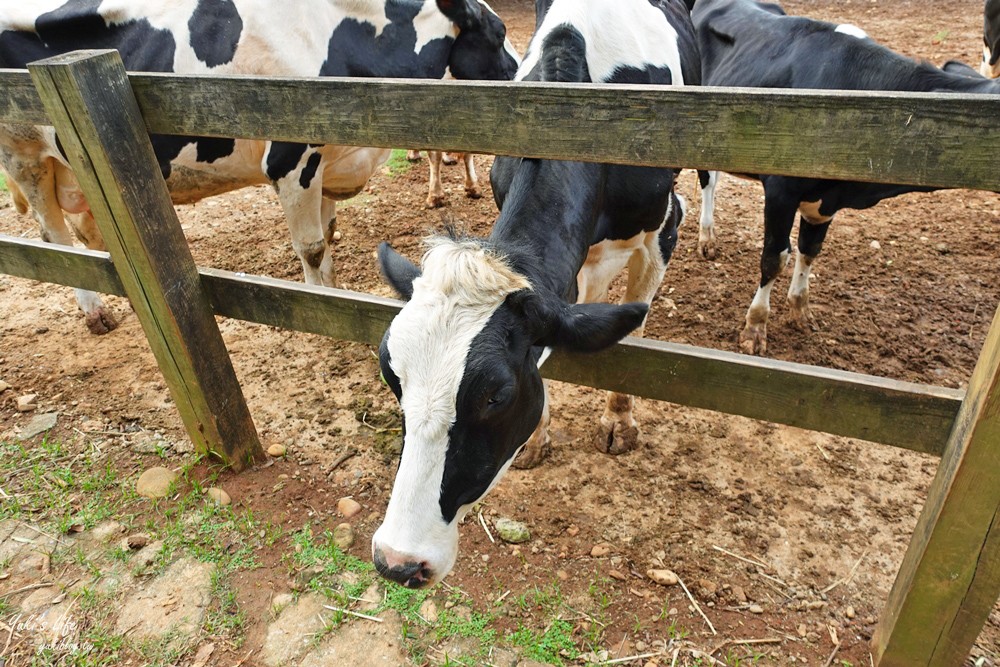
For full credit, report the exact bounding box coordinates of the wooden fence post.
[872,302,1000,665]
[29,50,263,470]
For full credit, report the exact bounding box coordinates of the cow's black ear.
[537,302,648,352]
[378,242,421,301]
[436,0,483,31]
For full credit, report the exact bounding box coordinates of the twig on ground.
[822,641,842,667]
[712,545,772,571]
[677,574,717,635]
[478,510,495,544]
[328,448,358,472]
[2,614,22,655]
[19,521,70,547]
[0,582,54,600]
[757,571,790,588]
[821,550,867,594]
[815,443,831,461]
[322,604,383,623]
[233,649,255,666]
[670,648,679,667]
[495,589,511,604]
[602,651,662,665]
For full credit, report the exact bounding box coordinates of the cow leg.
[406,150,422,162]
[426,151,446,208]
[5,155,116,334]
[461,153,482,199]
[513,379,551,468]
[270,148,336,287]
[740,187,796,355]
[787,215,832,326]
[441,152,459,166]
[697,170,719,259]
[6,174,29,214]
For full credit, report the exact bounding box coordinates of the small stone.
[565,525,580,537]
[844,606,856,619]
[609,569,627,581]
[136,467,177,498]
[556,569,569,581]
[0,380,9,393]
[16,394,37,412]
[797,624,807,638]
[494,518,531,544]
[935,242,950,254]
[419,599,439,623]
[332,230,342,241]
[205,488,231,506]
[732,585,748,604]
[18,412,58,440]
[337,497,362,518]
[646,569,678,586]
[590,543,612,558]
[869,240,881,250]
[267,444,287,457]
[333,523,354,549]
[749,604,764,614]
[697,579,718,599]
[126,534,149,550]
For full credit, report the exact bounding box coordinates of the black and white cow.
[984,0,1000,77]
[691,0,1000,355]
[371,0,699,588]
[0,0,518,333]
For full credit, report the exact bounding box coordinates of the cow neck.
[489,158,604,301]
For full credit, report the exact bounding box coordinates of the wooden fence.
[0,49,998,665]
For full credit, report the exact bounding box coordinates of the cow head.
[371,238,647,588]
[437,0,520,80]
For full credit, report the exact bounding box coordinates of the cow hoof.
[739,325,767,355]
[406,150,422,162]
[594,420,639,455]
[425,195,446,209]
[512,439,549,469]
[697,238,717,260]
[85,308,118,335]
[442,153,459,166]
[465,187,483,200]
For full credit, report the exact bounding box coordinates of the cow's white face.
[372,238,647,587]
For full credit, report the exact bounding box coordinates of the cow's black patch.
[0,0,176,71]
[320,0,452,78]
[265,142,309,183]
[196,138,236,164]
[298,152,323,189]
[189,0,243,67]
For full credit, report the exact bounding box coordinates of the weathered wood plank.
[28,50,263,470]
[125,74,1000,190]
[0,234,964,456]
[873,303,1000,666]
[0,235,124,295]
[0,70,46,124]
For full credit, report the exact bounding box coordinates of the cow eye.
[487,386,513,407]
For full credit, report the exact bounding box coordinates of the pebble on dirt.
[267,444,287,457]
[337,497,362,518]
[205,487,231,506]
[136,467,178,499]
[16,393,37,412]
[494,517,531,544]
[333,522,354,549]
[126,534,150,550]
[419,599,439,623]
[17,412,58,440]
[590,543,612,558]
[749,603,764,614]
[0,380,9,393]
[646,569,678,586]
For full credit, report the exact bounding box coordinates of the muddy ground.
[1,0,998,665]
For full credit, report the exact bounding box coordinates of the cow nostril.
[373,546,432,587]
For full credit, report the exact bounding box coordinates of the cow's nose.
[373,544,433,589]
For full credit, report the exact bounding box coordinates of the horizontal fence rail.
[0,234,963,456]
[2,69,1000,190]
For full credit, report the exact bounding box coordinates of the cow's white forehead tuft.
[417,237,531,305]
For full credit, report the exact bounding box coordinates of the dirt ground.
[1,0,999,665]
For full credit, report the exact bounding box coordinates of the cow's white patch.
[983,45,1000,78]
[786,250,814,306]
[373,239,531,580]
[517,0,684,83]
[414,0,456,51]
[699,170,719,251]
[798,200,833,224]
[835,24,868,39]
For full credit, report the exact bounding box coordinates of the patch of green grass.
[509,618,578,665]
[385,148,415,177]
[203,569,247,645]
